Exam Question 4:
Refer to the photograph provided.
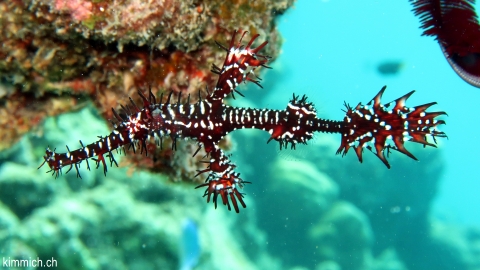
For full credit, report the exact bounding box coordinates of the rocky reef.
[0,0,295,268]
[0,0,292,161]
[0,106,281,270]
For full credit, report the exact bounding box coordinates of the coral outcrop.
[234,128,480,270]
[0,107,279,269]
[0,0,293,158]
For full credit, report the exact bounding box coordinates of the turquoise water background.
[6,1,480,268]
[267,0,480,226]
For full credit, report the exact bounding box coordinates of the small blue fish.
[179,218,200,270]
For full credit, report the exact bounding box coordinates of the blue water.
[269,0,480,226]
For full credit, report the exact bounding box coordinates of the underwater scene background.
[1,0,480,269]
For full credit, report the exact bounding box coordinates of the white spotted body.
[41,31,447,213]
